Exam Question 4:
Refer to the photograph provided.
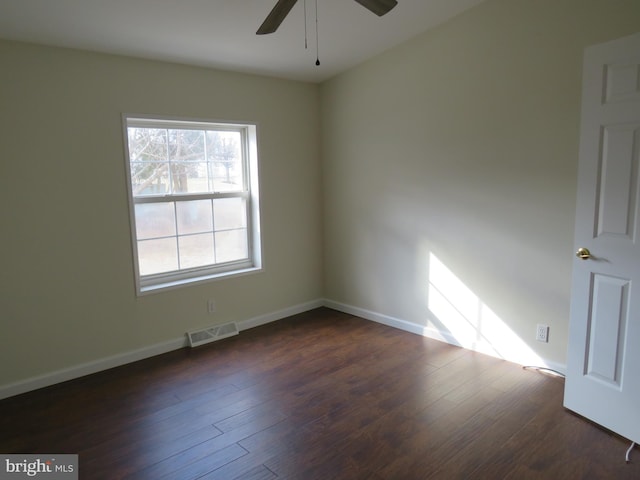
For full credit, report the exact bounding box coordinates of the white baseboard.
[0,299,325,400]
[237,299,324,331]
[323,299,567,375]
[0,337,187,401]
[323,299,432,337]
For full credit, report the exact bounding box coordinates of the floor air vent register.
[187,322,239,348]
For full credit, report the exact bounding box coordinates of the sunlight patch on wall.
[428,252,542,366]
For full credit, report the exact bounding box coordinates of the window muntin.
[124,117,261,294]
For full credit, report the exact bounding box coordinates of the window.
[123,116,261,294]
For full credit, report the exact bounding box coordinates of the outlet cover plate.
[536,324,549,343]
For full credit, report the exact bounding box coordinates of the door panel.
[597,125,639,238]
[604,63,640,103]
[564,32,640,445]
[586,273,629,386]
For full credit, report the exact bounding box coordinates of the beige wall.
[321,0,640,367]
[0,41,323,388]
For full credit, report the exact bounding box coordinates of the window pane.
[168,129,205,162]
[215,229,248,263]
[138,238,178,275]
[179,234,215,269]
[166,129,207,194]
[128,128,169,196]
[207,131,244,192]
[176,200,213,235]
[169,162,209,194]
[213,198,247,230]
[131,162,170,196]
[128,128,167,161]
[135,203,176,239]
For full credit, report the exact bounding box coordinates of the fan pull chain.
[303,0,308,49]
[315,0,320,65]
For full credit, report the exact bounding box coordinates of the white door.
[564,32,640,444]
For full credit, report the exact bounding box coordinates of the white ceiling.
[0,0,484,83]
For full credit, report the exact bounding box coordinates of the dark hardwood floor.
[1,308,638,479]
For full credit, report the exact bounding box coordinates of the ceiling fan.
[257,0,398,35]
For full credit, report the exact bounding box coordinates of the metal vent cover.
[187,322,238,348]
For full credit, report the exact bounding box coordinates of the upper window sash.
[127,119,249,198]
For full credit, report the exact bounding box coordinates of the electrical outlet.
[207,299,216,314]
[536,324,549,343]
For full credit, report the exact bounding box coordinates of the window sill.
[137,266,263,296]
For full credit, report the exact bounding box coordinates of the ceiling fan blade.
[353,0,398,16]
[257,0,299,35]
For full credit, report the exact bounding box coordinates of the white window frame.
[123,115,262,295]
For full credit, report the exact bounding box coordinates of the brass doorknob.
[576,247,591,260]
